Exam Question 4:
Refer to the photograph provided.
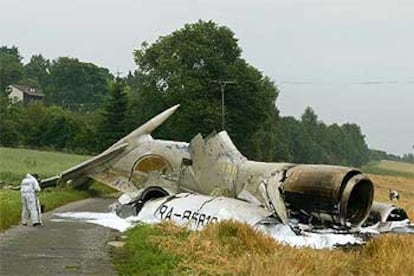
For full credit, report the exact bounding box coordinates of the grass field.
[114,161,414,275]
[0,147,116,231]
[362,160,414,179]
[377,160,414,174]
[0,147,91,185]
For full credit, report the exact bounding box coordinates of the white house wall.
[8,86,24,103]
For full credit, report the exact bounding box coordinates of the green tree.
[69,111,100,154]
[341,123,369,167]
[369,149,387,161]
[279,116,313,163]
[47,57,113,109]
[0,46,24,94]
[133,20,280,159]
[124,70,150,133]
[39,106,83,150]
[23,54,51,89]
[15,102,96,152]
[18,102,49,147]
[251,110,291,162]
[97,78,129,150]
[300,107,325,163]
[0,96,23,146]
[402,153,414,163]
[277,107,371,166]
[324,123,346,164]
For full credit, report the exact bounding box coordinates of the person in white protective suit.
[20,173,42,226]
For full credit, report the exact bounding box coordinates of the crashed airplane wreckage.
[43,105,411,236]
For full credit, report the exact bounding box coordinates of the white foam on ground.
[360,219,413,234]
[53,212,134,232]
[52,211,364,249]
[258,224,363,249]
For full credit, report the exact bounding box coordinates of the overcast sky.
[1,0,413,155]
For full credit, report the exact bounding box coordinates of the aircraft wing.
[41,143,128,188]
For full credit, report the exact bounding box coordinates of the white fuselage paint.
[52,193,413,249]
[54,193,390,249]
[134,193,272,229]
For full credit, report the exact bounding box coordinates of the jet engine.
[282,165,374,227]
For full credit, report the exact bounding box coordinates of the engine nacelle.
[282,165,374,227]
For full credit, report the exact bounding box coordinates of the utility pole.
[209,80,237,130]
[116,68,123,78]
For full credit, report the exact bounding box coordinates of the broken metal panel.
[182,132,247,197]
[235,161,293,195]
[178,161,202,194]
[365,202,409,226]
[89,169,137,193]
[183,133,214,193]
[178,131,247,195]
[258,172,289,224]
[236,189,263,206]
[115,186,177,218]
[235,161,293,225]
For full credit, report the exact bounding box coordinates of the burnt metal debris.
[42,105,410,231]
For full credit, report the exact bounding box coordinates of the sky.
[1,0,413,155]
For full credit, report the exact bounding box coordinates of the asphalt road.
[0,198,118,275]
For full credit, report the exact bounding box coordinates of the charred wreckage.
[43,105,412,240]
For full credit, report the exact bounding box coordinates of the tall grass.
[115,218,414,275]
[369,174,414,219]
[114,220,414,275]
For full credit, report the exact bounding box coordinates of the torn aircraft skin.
[43,105,412,240]
[53,192,414,249]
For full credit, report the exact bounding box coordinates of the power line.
[209,79,261,130]
[279,80,414,86]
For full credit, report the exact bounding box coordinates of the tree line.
[1,21,411,166]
